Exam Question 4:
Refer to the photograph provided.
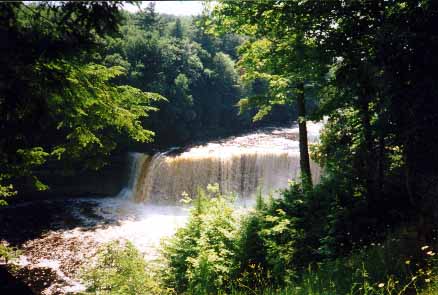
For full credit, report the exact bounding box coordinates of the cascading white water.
[126,122,322,203]
[115,153,149,199]
[4,123,323,295]
[132,150,320,203]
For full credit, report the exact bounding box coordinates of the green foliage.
[0,176,17,206]
[234,198,299,290]
[44,61,164,166]
[211,2,328,120]
[0,2,164,201]
[161,184,239,294]
[4,2,438,294]
[211,2,326,187]
[104,10,292,147]
[0,244,22,264]
[161,184,316,292]
[211,0,438,267]
[172,19,185,39]
[81,241,163,295]
[1,2,294,205]
[231,242,438,295]
[158,182,438,295]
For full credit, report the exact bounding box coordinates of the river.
[0,122,322,294]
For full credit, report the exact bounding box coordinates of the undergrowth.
[80,241,162,295]
[81,184,438,295]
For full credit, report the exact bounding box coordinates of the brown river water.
[0,123,322,294]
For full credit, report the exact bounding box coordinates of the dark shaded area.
[0,264,70,295]
[14,266,60,294]
[15,154,129,203]
[0,265,35,295]
[0,199,109,247]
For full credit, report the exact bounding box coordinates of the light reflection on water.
[3,123,323,294]
[66,197,190,260]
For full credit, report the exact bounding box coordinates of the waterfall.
[115,152,149,199]
[132,151,320,203]
[121,124,322,203]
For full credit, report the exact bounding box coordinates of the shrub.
[81,241,163,295]
[234,194,299,290]
[0,243,21,264]
[161,184,239,294]
[230,243,438,295]
[159,182,438,295]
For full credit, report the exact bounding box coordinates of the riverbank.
[0,125,321,294]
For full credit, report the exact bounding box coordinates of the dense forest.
[104,7,291,147]
[1,2,297,200]
[1,1,438,295]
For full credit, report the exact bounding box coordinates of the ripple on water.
[2,124,323,294]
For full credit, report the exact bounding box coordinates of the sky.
[123,1,206,16]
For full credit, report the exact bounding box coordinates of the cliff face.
[16,154,130,201]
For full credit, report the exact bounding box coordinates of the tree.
[211,2,330,188]
[172,18,184,39]
[137,2,158,30]
[106,11,267,147]
[0,2,164,203]
[298,0,438,240]
[212,0,438,246]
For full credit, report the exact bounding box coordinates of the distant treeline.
[105,6,299,150]
[0,2,299,200]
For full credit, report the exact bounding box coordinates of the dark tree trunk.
[358,95,375,205]
[375,91,386,201]
[296,82,312,189]
[377,130,385,196]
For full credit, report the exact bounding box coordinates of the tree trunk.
[296,82,312,189]
[358,95,376,205]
